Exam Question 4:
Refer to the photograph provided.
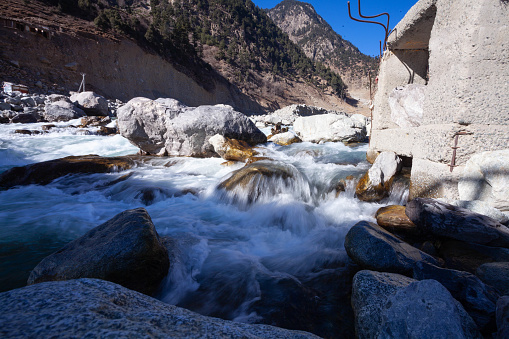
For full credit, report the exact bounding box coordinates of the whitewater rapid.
[0,119,407,327]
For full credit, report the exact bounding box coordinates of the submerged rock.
[117,97,266,156]
[0,155,135,189]
[28,208,169,296]
[293,113,367,143]
[0,279,319,338]
[406,198,509,248]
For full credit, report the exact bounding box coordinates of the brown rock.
[246,156,272,164]
[222,138,257,162]
[376,205,419,238]
[355,172,393,202]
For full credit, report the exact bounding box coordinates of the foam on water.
[0,123,408,330]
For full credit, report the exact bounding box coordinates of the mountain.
[267,0,378,100]
[0,0,361,113]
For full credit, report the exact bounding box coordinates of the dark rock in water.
[406,198,509,248]
[11,113,38,123]
[0,279,319,338]
[14,129,35,135]
[497,296,509,339]
[27,208,169,296]
[41,124,56,131]
[344,221,440,275]
[438,240,509,273]
[79,116,112,127]
[413,262,499,332]
[378,280,481,339]
[376,205,420,239]
[351,270,416,338]
[0,155,135,189]
[476,262,509,296]
[97,126,118,136]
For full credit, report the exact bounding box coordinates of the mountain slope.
[267,0,378,99]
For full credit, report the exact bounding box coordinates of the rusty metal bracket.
[449,131,473,172]
[348,0,391,57]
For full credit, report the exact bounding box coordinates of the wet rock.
[70,91,109,116]
[294,113,367,143]
[476,262,509,296]
[97,126,118,136]
[0,279,319,338]
[246,156,272,164]
[351,270,415,338]
[413,262,499,332]
[269,131,301,146]
[41,124,56,131]
[14,129,42,135]
[118,97,266,156]
[44,101,86,122]
[27,208,169,296]
[11,113,38,124]
[79,116,111,127]
[406,198,509,248]
[344,221,440,275]
[209,134,257,162]
[376,205,420,238]
[379,279,481,339]
[439,240,509,273]
[0,155,135,189]
[497,296,509,339]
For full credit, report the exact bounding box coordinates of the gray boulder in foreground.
[406,198,509,248]
[344,221,440,275]
[0,279,319,338]
[44,100,86,122]
[117,97,266,156]
[27,208,169,296]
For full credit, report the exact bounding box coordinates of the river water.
[0,119,408,335]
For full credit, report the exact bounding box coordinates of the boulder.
[0,155,135,189]
[79,116,112,127]
[344,221,440,275]
[293,113,367,143]
[20,97,36,107]
[406,198,509,248]
[70,91,109,116]
[498,296,509,339]
[11,113,38,124]
[5,96,21,105]
[439,240,509,273]
[269,131,302,146]
[0,102,11,110]
[355,151,402,202]
[375,205,420,238]
[117,97,266,156]
[351,270,416,338]
[379,279,481,339]
[450,200,509,225]
[45,94,71,103]
[209,134,257,161]
[44,101,86,122]
[388,83,426,128]
[476,262,509,296]
[267,104,329,125]
[413,262,499,332]
[28,208,169,296]
[0,279,319,338]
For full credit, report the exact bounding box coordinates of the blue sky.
[252,0,419,57]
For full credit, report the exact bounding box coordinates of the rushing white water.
[0,120,408,334]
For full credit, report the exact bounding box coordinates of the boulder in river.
[268,131,302,146]
[0,155,135,189]
[375,205,420,238]
[28,208,169,296]
[44,100,86,122]
[406,198,509,248]
[344,221,440,275]
[355,151,402,202]
[117,97,266,157]
[70,91,109,116]
[293,113,367,143]
[209,134,257,162]
[0,279,319,338]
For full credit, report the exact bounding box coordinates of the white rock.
[294,113,367,143]
[388,84,426,128]
[368,151,402,187]
[269,131,301,146]
[70,91,109,116]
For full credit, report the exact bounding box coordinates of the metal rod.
[356,0,390,47]
[449,131,473,172]
[347,1,390,50]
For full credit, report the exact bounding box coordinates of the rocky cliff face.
[267,0,377,99]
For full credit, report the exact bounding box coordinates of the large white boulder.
[267,104,329,125]
[388,84,426,128]
[117,97,266,157]
[70,91,109,116]
[459,150,509,211]
[293,113,367,143]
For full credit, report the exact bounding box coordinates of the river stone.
[70,91,109,116]
[269,131,302,146]
[406,198,509,248]
[11,113,38,123]
[355,151,402,202]
[117,97,266,156]
[209,134,257,161]
[0,155,135,189]
[388,83,426,128]
[45,94,71,103]
[344,221,440,275]
[27,208,169,296]
[476,262,509,296]
[375,205,419,238]
[498,296,509,339]
[450,200,509,225]
[351,270,416,338]
[459,150,509,212]
[378,279,481,339]
[439,240,509,273]
[0,279,319,338]
[293,113,367,143]
[413,262,499,332]
[267,104,330,125]
[20,96,36,107]
[0,102,11,111]
[44,100,86,122]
